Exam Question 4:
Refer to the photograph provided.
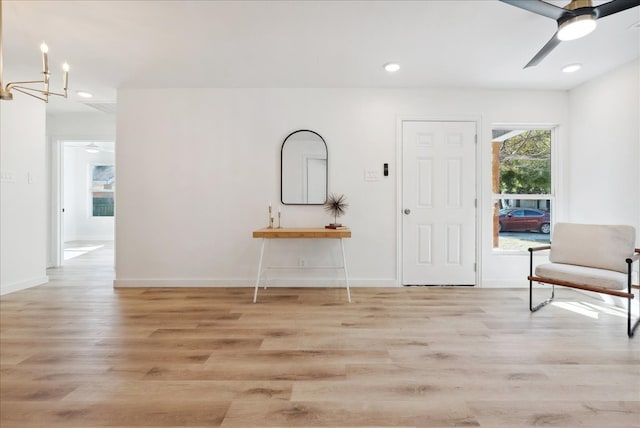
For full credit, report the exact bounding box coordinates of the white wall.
[47,111,116,141]
[4,68,636,294]
[63,146,115,242]
[567,59,640,238]
[566,61,640,309]
[115,87,572,287]
[1,96,48,295]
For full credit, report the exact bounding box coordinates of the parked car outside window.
[499,208,551,234]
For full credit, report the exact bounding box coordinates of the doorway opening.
[50,141,115,270]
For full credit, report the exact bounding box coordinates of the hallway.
[47,240,114,286]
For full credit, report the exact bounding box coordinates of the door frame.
[48,139,64,267]
[396,115,483,286]
[303,155,327,204]
[49,139,116,268]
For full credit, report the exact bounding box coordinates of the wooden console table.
[252,227,352,303]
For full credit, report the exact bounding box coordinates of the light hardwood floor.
[1,242,639,427]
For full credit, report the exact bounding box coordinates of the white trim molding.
[1,276,49,296]
[113,278,399,288]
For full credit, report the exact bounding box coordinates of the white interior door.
[402,120,476,285]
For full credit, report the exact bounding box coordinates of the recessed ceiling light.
[562,63,582,73]
[76,91,93,98]
[384,63,400,72]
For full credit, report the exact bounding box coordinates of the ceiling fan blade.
[524,32,561,68]
[499,0,568,20]
[593,0,640,19]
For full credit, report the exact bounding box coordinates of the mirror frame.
[280,129,328,205]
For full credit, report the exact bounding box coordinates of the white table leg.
[253,238,266,303]
[340,238,351,303]
[264,240,269,290]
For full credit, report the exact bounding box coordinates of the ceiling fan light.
[558,15,597,41]
[85,143,100,153]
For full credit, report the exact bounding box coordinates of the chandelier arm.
[10,85,66,97]
[6,80,47,87]
[11,87,48,102]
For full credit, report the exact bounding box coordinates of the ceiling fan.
[500,0,640,68]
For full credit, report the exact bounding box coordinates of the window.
[492,128,554,251]
[91,165,115,217]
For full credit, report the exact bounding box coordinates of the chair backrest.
[549,223,636,273]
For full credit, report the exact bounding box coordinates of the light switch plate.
[364,169,380,181]
[0,170,16,183]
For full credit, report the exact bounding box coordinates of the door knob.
[404,209,411,215]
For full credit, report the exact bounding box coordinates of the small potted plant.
[324,193,348,228]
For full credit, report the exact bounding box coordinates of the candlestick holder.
[268,205,273,228]
[277,211,281,228]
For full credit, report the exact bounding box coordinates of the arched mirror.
[281,130,328,205]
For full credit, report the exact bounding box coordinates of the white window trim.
[490,125,558,253]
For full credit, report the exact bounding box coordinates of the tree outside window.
[492,129,553,250]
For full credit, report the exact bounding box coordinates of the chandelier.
[0,0,69,102]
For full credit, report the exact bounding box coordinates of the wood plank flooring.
[1,241,639,427]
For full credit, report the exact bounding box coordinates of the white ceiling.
[2,0,639,114]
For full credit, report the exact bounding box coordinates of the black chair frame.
[528,246,640,338]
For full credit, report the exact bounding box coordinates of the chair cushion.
[549,223,636,274]
[535,262,627,290]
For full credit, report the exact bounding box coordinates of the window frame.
[490,125,557,253]
[89,164,115,218]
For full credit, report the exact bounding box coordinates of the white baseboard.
[480,279,531,288]
[1,276,49,296]
[113,278,399,288]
